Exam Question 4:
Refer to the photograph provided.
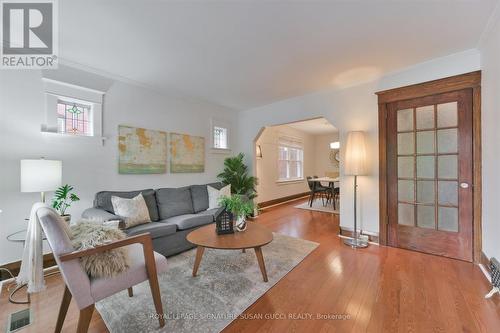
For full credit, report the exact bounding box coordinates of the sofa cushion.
[190,185,209,213]
[124,222,177,239]
[156,187,194,219]
[160,208,218,230]
[94,189,159,222]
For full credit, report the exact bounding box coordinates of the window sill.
[210,147,231,154]
[276,178,305,185]
[41,130,107,145]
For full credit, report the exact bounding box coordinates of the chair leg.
[309,190,315,207]
[128,287,133,297]
[143,240,165,328]
[55,286,72,333]
[148,276,165,327]
[76,304,94,333]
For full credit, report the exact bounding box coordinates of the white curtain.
[16,202,48,293]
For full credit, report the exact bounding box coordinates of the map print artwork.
[118,125,167,174]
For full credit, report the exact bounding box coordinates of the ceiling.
[284,118,337,135]
[59,0,498,110]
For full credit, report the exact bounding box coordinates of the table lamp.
[21,159,62,202]
[343,131,368,248]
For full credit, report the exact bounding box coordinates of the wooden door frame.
[376,71,482,263]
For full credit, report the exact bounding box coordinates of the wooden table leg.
[242,248,246,253]
[254,247,268,282]
[192,246,205,277]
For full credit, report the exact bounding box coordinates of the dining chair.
[307,176,328,207]
[313,175,331,192]
[36,206,167,333]
[326,184,340,210]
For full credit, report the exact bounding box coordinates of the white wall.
[479,8,500,260]
[314,133,340,177]
[255,125,315,203]
[0,70,237,265]
[237,49,481,233]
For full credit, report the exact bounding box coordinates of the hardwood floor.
[1,199,499,332]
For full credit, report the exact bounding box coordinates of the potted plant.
[219,195,254,232]
[52,184,80,224]
[217,153,258,200]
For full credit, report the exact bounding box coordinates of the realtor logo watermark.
[1,0,58,69]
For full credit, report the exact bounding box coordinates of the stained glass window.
[57,100,92,136]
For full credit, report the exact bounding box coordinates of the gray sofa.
[81,182,224,257]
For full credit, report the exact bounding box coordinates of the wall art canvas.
[170,132,205,173]
[118,125,167,174]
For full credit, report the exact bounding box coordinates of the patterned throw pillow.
[207,184,231,210]
[111,193,151,228]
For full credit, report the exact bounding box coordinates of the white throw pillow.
[207,184,231,210]
[111,193,151,228]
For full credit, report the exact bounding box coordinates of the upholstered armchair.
[36,207,167,333]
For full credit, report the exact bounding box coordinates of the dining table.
[308,177,340,208]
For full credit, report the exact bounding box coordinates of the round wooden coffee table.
[186,222,273,282]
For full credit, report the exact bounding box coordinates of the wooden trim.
[339,226,379,243]
[258,191,311,208]
[376,71,481,103]
[0,253,56,281]
[377,71,482,262]
[480,251,491,274]
[378,102,388,245]
[473,86,482,263]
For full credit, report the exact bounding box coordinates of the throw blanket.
[16,202,48,293]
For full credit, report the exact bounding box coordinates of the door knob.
[460,182,469,189]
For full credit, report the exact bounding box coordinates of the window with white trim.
[278,136,304,181]
[213,126,228,149]
[211,118,230,151]
[42,78,104,140]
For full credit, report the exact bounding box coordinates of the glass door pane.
[396,102,460,232]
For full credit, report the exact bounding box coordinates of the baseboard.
[0,253,56,281]
[339,226,379,244]
[480,251,491,274]
[258,191,311,209]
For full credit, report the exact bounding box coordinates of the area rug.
[295,198,339,214]
[95,233,319,333]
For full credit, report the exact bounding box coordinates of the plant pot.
[61,214,71,224]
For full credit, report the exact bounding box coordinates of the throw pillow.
[207,184,231,210]
[70,221,130,278]
[111,193,151,228]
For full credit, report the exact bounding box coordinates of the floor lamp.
[9,159,63,304]
[343,131,368,248]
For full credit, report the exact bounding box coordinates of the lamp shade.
[330,141,340,149]
[21,159,62,192]
[344,131,367,176]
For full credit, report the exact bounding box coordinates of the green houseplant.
[52,184,80,223]
[219,195,254,231]
[217,153,258,200]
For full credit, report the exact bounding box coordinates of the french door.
[386,89,473,261]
